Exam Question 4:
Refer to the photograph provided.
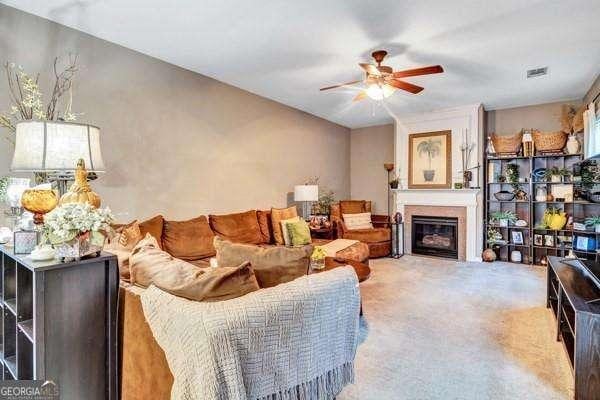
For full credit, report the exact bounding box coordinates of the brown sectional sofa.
[126,209,370,269]
[118,207,370,399]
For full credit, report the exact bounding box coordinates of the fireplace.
[411,216,458,259]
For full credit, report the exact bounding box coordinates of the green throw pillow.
[286,219,312,246]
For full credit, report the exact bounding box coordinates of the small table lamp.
[294,185,318,220]
[10,121,105,195]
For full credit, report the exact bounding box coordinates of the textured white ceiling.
[3,0,600,128]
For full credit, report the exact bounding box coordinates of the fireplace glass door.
[411,216,458,259]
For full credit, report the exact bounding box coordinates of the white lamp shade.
[294,185,318,202]
[11,121,105,172]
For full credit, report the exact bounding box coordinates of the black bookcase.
[484,152,600,265]
[0,246,118,399]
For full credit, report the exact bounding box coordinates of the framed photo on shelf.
[544,235,555,248]
[511,231,524,245]
[534,234,543,246]
[14,230,37,254]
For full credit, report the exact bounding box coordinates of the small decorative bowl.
[494,191,515,201]
[589,192,600,203]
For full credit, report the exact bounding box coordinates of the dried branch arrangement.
[560,104,585,134]
[1,54,80,142]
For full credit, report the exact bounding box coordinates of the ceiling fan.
[320,50,443,101]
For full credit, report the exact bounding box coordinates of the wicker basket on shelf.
[491,132,523,155]
[532,130,567,153]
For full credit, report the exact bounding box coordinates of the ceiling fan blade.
[353,91,368,101]
[387,79,424,94]
[319,80,362,91]
[392,65,444,78]
[359,63,381,76]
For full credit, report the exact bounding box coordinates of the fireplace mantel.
[394,188,482,261]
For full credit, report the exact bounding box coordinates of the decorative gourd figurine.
[59,159,101,208]
[548,210,567,230]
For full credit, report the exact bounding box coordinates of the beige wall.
[486,100,582,135]
[350,124,394,215]
[0,5,350,221]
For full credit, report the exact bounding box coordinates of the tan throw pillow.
[119,222,143,250]
[343,212,373,230]
[270,206,298,245]
[214,237,312,288]
[280,216,301,246]
[162,216,215,260]
[130,234,260,302]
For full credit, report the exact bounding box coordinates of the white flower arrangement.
[42,202,114,245]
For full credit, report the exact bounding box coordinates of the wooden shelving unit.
[484,152,600,265]
[0,246,118,399]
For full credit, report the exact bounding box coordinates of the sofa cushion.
[256,210,273,244]
[162,216,215,261]
[343,227,391,243]
[139,215,164,248]
[209,210,263,244]
[343,212,373,230]
[339,200,367,215]
[286,219,312,246]
[214,237,312,288]
[270,206,298,245]
[130,234,260,302]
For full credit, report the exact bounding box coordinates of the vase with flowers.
[310,246,327,270]
[42,202,113,261]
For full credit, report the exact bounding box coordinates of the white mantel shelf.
[392,188,481,193]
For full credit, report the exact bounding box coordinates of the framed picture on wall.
[408,130,452,189]
[534,234,543,246]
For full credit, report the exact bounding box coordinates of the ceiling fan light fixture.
[366,83,394,100]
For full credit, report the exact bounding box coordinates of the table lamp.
[10,121,105,195]
[294,185,318,220]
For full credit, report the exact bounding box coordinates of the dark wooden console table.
[0,245,118,399]
[547,256,600,400]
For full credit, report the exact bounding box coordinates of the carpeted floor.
[337,255,573,400]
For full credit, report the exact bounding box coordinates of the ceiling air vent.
[527,67,548,78]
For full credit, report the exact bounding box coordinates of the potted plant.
[417,138,441,182]
[42,202,114,261]
[506,164,520,190]
[544,167,571,183]
[489,210,518,227]
[585,215,600,233]
[389,178,399,189]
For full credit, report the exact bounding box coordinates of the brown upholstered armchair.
[330,200,391,258]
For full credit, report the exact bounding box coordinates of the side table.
[310,226,335,240]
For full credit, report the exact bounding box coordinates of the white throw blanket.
[317,239,359,257]
[140,266,360,400]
